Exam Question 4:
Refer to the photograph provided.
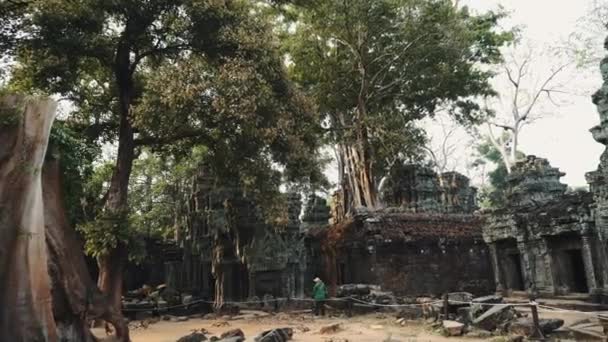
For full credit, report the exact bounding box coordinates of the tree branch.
[518,62,569,123]
[134,130,208,146]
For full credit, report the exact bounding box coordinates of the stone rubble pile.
[176,327,294,342]
[336,284,399,306]
[421,292,565,339]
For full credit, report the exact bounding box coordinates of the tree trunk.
[96,36,137,311]
[44,158,129,342]
[212,242,225,310]
[510,128,519,167]
[0,95,129,341]
[338,58,378,212]
[96,111,135,311]
[341,137,377,211]
[96,245,128,311]
[0,95,59,341]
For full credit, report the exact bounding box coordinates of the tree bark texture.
[0,95,59,341]
[44,159,129,341]
[0,95,129,341]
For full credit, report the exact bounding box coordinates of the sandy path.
[95,313,486,342]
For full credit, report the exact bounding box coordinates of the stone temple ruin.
[310,164,493,297]
[163,168,310,303]
[484,156,600,297]
[139,155,608,306]
[133,49,608,306]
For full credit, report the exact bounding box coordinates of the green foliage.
[128,147,207,241]
[47,121,101,225]
[281,0,513,180]
[472,136,525,208]
[77,210,130,259]
[5,0,327,262]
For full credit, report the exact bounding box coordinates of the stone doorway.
[497,239,526,291]
[254,270,282,297]
[505,253,525,291]
[553,249,588,293]
[549,234,589,294]
[567,250,588,293]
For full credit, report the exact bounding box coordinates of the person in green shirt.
[312,277,327,316]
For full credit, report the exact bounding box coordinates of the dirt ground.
[95,312,486,342]
[92,307,596,342]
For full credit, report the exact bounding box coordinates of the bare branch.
[518,62,570,123]
[489,121,515,131]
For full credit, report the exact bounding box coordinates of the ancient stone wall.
[439,171,478,213]
[349,241,493,296]
[484,156,603,297]
[585,35,608,298]
[167,171,311,302]
[378,164,477,213]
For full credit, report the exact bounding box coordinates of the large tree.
[8,0,323,318]
[281,0,512,214]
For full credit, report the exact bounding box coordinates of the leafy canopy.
[281,0,513,178]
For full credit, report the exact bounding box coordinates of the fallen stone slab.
[176,332,207,342]
[443,320,464,336]
[208,336,244,342]
[508,318,564,336]
[472,304,515,331]
[215,337,244,342]
[472,295,503,304]
[254,327,294,342]
[219,329,245,340]
[448,292,473,303]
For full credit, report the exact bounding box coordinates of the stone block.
[176,332,207,342]
[219,329,245,340]
[254,327,294,342]
[508,318,564,336]
[472,304,515,331]
[448,292,473,303]
[442,320,464,336]
[472,295,503,304]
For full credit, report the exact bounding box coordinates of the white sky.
[430,0,604,188]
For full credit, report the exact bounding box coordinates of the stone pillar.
[595,212,608,290]
[517,240,534,294]
[538,238,556,294]
[582,234,599,292]
[488,243,504,292]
